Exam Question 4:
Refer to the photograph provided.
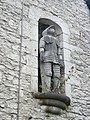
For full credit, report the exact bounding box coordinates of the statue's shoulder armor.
[40,37,44,41]
[44,35,53,43]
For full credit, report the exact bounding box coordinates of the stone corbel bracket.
[33,92,71,115]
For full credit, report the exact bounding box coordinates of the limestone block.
[8,19,18,29]
[29,6,42,21]
[7,101,17,109]
[65,83,71,99]
[19,20,38,40]
[22,65,38,76]
[23,5,29,17]
[63,41,75,51]
[64,61,75,75]
[28,41,38,56]
[15,0,22,9]
[63,34,70,43]
[66,76,80,87]
[12,78,18,85]
[27,56,38,68]
[63,48,71,62]
[3,0,15,6]
[30,76,38,92]
[0,71,2,82]
[7,52,19,62]
[27,0,39,6]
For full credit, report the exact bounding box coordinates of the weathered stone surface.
[0,0,90,120]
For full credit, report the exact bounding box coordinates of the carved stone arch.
[39,18,63,34]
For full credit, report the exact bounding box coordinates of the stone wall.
[0,0,90,120]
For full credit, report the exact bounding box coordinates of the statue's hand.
[60,61,64,68]
[40,51,44,62]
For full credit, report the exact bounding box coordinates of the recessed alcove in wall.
[38,18,65,92]
[33,15,71,114]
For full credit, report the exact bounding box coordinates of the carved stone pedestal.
[33,92,71,115]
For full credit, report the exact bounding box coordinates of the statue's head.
[42,25,56,36]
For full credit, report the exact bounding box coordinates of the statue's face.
[48,27,55,36]
[49,28,55,34]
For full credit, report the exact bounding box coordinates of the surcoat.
[40,35,60,64]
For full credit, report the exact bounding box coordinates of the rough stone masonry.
[0,0,90,120]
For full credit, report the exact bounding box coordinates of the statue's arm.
[40,37,45,61]
[57,45,64,67]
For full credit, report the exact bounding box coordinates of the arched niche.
[38,18,65,93]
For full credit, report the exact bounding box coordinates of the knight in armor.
[40,25,63,92]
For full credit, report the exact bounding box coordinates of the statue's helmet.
[42,25,56,36]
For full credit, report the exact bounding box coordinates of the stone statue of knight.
[40,25,63,92]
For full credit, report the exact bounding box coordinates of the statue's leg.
[53,64,61,92]
[41,62,52,92]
